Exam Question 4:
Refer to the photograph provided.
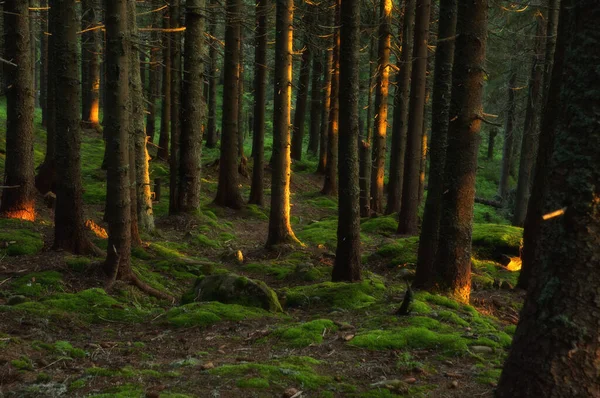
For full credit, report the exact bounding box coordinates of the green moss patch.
[306,197,338,210]
[65,256,91,272]
[236,377,270,388]
[166,301,272,328]
[11,271,63,297]
[471,223,523,259]
[32,340,86,358]
[349,327,468,354]
[282,279,385,310]
[372,237,419,266]
[361,216,398,235]
[0,221,44,256]
[275,319,338,347]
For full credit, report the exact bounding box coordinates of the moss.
[131,246,153,260]
[396,352,424,372]
[282,279,385,310]
[11,271,63,297]
[244,204,268,220]
[194,234,221,248]
[349,327,468,354]
[307,197,338,210]
[372,237,419,266]
[0,227,44,256]
[475,367,502,385]
[473,203,508,225]
[219,232,236,241]
[166,301,272,328]
[54,341,87,358]
[296,218,338,248]
[472,258,519,287]
[438,310,470,327]
[87,384,144,398]
[408,316,443,330]
[86,366,179,379]
[65,256,91,272]
[69,379,86,390]
[411,300,432,314]
[416,292,461,310]
[171,357,202,367]
[275,319,338,347]
[36,372,52,383]
[11,357,33,371]
[471,223,523,258]
[236,377,270,388]
[504,324,517,335]
[361,216,398,234]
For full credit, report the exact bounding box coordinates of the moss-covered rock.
[167,301,272,328]
[471,223,523,259]
[360,215,398,235]
[371,237,419,266]
[274,319,338,347]
[185,273,283,312]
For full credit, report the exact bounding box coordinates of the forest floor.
[0,106,525,397]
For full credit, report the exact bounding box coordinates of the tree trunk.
[307,48,322,156]
[332,0,361,282]
[169,0,182,214]
[430,0,488,303]
[369,0,392,214]
[0,0,36,221]
[512,9,547,227]
[40,0,48,127]
[414,0,457,288]
[321,2,340,195]
[81,0,101,127]
[205,0,219,149]
[316,48,333,174]
[290,28,312,161]
[157,7,171,160]
[248,0,268,206]
[30,0,38,107]
[386,0,415,215]
[517,0,561,290]
[398,0,431,234]
[146,0,161,143]
[498,70,517,200]
[237,26,245,161]
[487,128,497,160]
[214,0,244,209]
[359,33,377,217]
[178,0,206,212]
[497,3,600,395]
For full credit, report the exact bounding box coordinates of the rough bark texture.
[386,0,415,215]
[205,0,219,149]
[81,0,101,127]
[487,129,497,160]
[512,9,547,227]
[498,70,518,200]
[146,0,161,143]
[414,0,457,289]
[237,27,245,161]
[214,0,244,209]
[368,0,392,214]
[316,48,333,174]
[497,3,600,395]
[266,0,299,247]
[332,0,361,282]
[359,33,376,217]
[290,27,312,161]
[1,0,36,221]
[517,0,562,290]
[307,49,322,156]
[169,0,182,214]
[248,0,268,206]
[431,0,487,303]
[179,0,206,212]
[129,0,154,232]
[321,2,340,196]
[40,0,48,126]
[157,7,171,161]
[398,0,431,234]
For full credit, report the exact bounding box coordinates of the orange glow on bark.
[90,100,100,124]
[3,203,36,221]
[85,219,108,238]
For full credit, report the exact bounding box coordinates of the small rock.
[443,360,454,366]
[200,362,214,370]
[7,295,28,306]
[403,377,416,384]
[342,334,355,341]
[217,349,226,355]
[450,380,459,389]
[282,387,300,398]
[470,345,494,354]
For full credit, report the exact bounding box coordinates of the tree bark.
[169,0,182,214]
[157,7,171,161]
[307,48,322,156]
[430,0,488,303]
[332,0,361,282]
[248,0,268,206]
[0,0,36,221]
[386,0,415,215]
[414,0,457,289]
[498,69,518,200]
[316,48,333,174]
[40,0,48,127]
[146,0,161,143]
[178,0,206,213]
[368,0,392,214]
[398,0,431,234]
[237,26,245,161]
[214,0,244,209]
[81,0,101,127]
[487,128,497,160]
[205,0,219,149]
[290,26,312,161]
[266,0,300,247]
[497,3,600,395]
[512,9,547,227]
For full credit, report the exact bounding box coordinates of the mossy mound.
[0,220,44,256]
[166,301,272,328]
[65,256,92,272]
[306,197,338,210]
[184,274,283,312]
[372,237,419,266]
[244,260,329,282]
[361,215,398,235]
[281,278,385,310]
[296,218,338,248]
[471,223,523,259]
[472,258,519,288]
[11,271,63,297]
[32,340,87,358]
[274,319,338,347]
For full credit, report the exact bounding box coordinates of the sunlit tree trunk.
[333,0,361,282]
[0,0,36,221]
[157,6,171,160]
[316,48,332,174]
[81,0,101,128]
[398,0,431,233]
[169,0,182,214]
[290,24,312,161]
[497,3,600,394]
[430,0,488,303]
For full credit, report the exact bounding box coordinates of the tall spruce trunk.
[498,69,517,200]
[178,0,206,212]
[290,28,312,161]
[169,0,182,214]
[81,0,101,127]
[497,3,600,394]
[321,2,340,196]
[512,9,547,226]
[333,0,361,282]
[369,0,392,213]
[307,48,322,156]
[266,0,299,246]
[146,0,161,143]
[214,0,244,209]
[414,0,457,288]
[430,0,487,303]
[40,0,48,126]
[359,33,377,217]
[398,0,431,234]
[248,0,268,206]
[205,0,219,149]
[517,0,561,290]
[386,0,415,214]
[157,7,171,160]
[237,27,245,161]
[0,0,36,220]
[316,48,333,174]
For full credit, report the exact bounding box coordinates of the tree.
[413,0,457,288]
[307,48,322,156]
[266,0,300,247]
[157,6,171,161]
[332,0,361,282]
[316,48,333,174]
[398,0,431,234]
[146,0,162,143]
[369,0,392,214]
[214,0,245,209]
[81,0,101,128]
[205,0,219,149]
[169,0,183,214]
[496,2,600,394]
[178,0,206,212]
[430,0,488,303]
[0,0,36,221]
[290,15,312,161]
[359,32,376,217]
[248,0,268,206]
[386,0,415,215]
[498,68,518,201]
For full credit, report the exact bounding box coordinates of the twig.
[0,185,20,189]
[0,278,11,287]
[0,57,17,67]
